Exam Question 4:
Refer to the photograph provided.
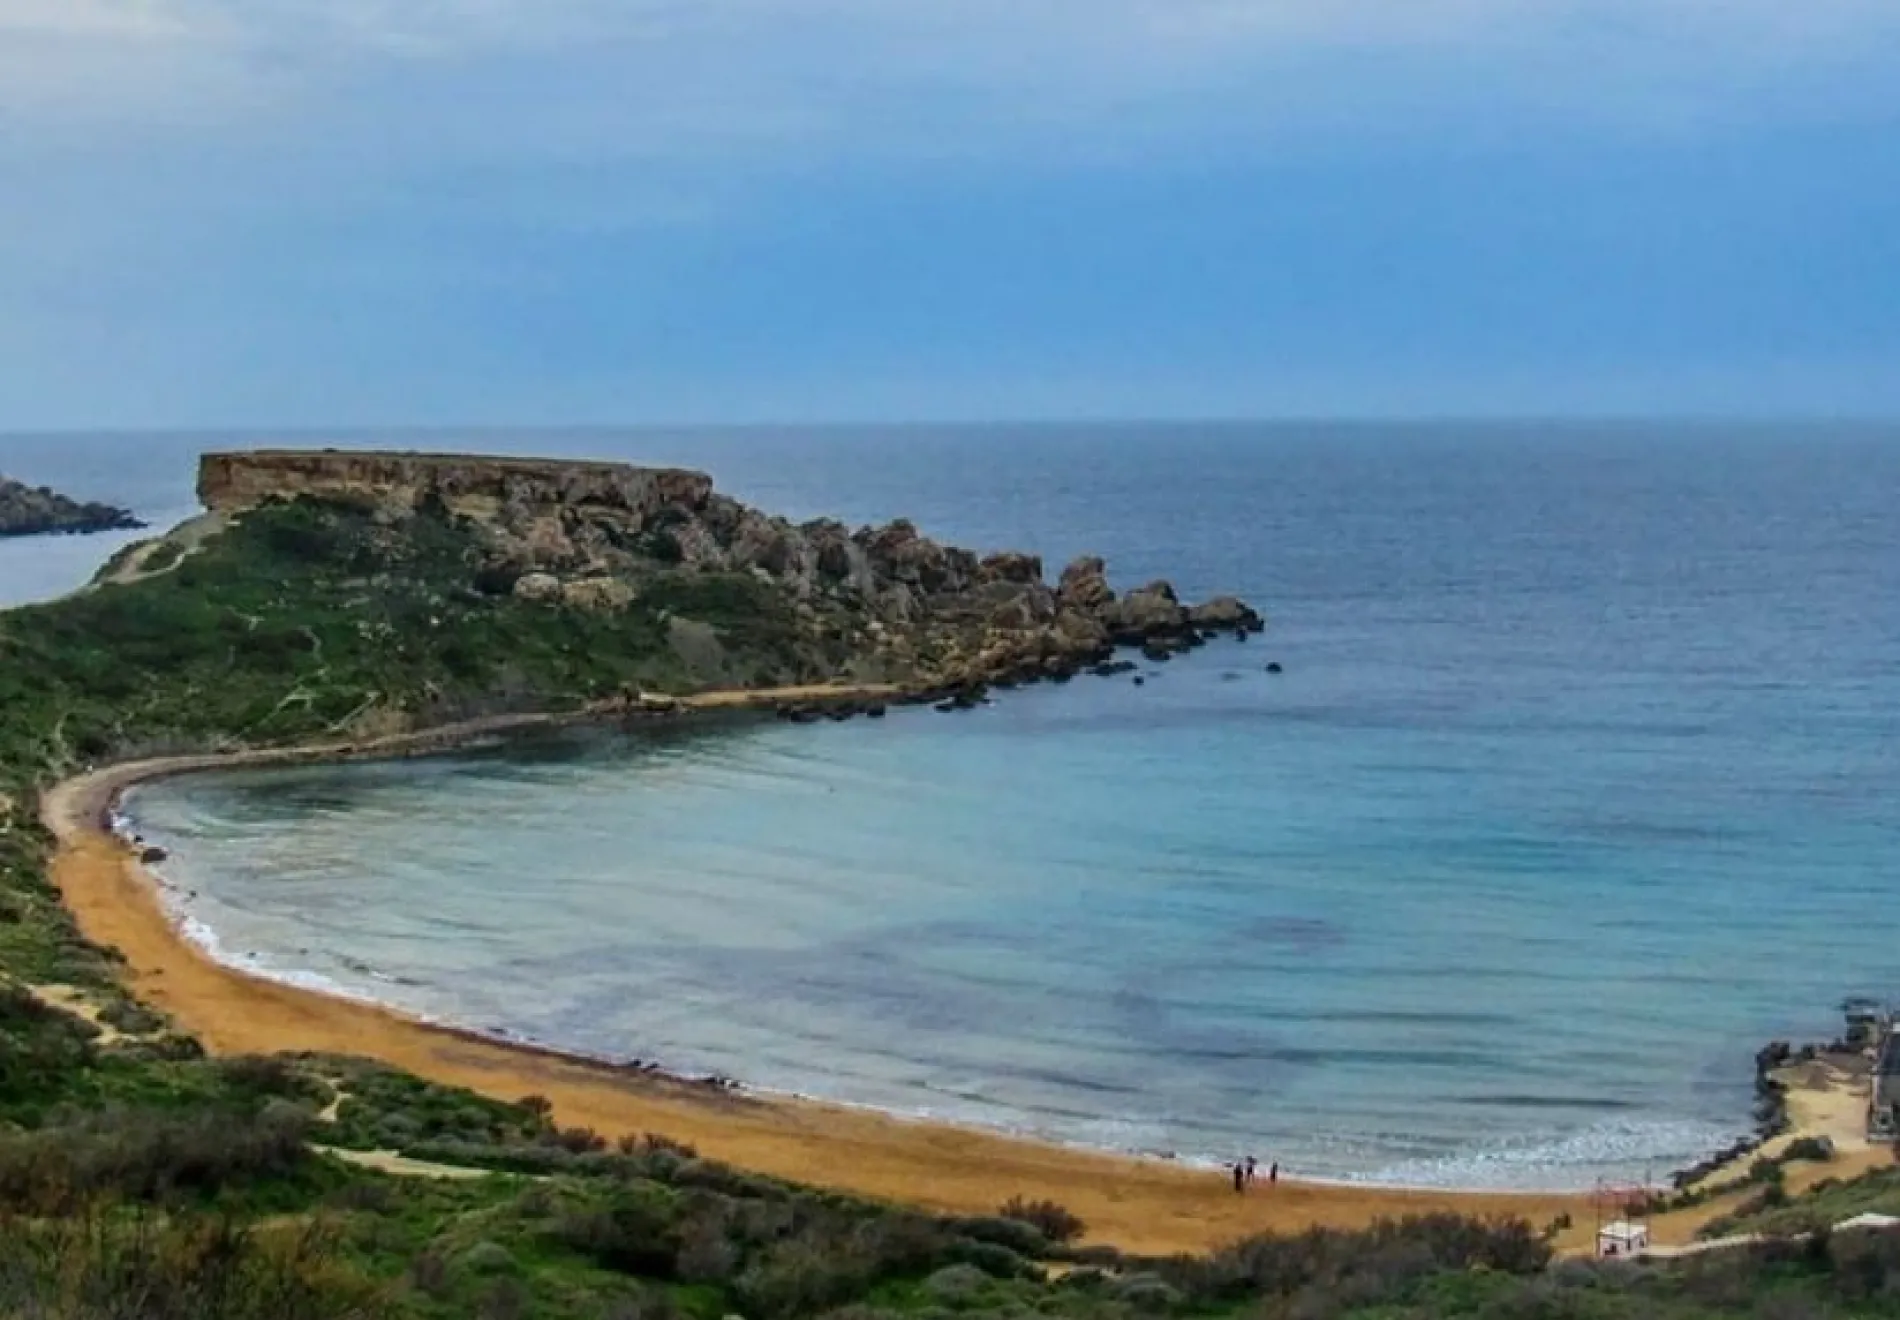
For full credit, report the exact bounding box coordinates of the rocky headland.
[198,448,1263,709]
[0,475,144,538]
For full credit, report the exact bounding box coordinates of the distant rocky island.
[0,474,143,538]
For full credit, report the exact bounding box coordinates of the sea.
[4,423,1898,1189]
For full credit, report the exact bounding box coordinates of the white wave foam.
[1349,1116,1747,1191]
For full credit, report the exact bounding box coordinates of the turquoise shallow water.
[9,423,1899,1188]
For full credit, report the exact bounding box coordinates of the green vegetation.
[3,495,1900,1315]
[0,495,819,779]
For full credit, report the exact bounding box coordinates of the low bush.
[0,983,98,1121]
[0,1203,384,1320]
[0,1106,313,1213]
[551,1188,684,1278]
[619,1131,698,1160]
[954,1214,1050,1258]
[546,1124,608,1155]
[998,1195,1086,1245]
[1784,1136,1838,1164]
[96,997,167,1035]
[1160,1213,1551,1310]
[735,1238,872,1320]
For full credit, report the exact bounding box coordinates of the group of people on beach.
[1231,1155,1277,1193]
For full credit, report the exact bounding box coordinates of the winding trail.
[45,693,1612,1256]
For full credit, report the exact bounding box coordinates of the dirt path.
[71,513,226,594]
[1645,1059,1888,1245]
[315,1147,497,1181]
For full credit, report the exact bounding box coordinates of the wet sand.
[43,701,1612,1255]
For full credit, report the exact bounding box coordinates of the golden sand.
[36,702,1646,1255]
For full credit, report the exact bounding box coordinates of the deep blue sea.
[6,424,1899,1188]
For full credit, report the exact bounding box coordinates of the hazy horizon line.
[6,413,1900,442]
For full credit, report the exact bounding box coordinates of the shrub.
[941,1240,1032,1281]
[477,1278,529,1320]
[1161,1214,1550,1308]
[1110,1273,1183,1313]
[922,1263,994,1307]
[0,1203,383,1320]
[0,983,98,1119]
[324,1179,395,1214]
[218,1053,315,1101]
[674,1210,740,1284]
[551,1189,683,1278]
[409,1248,451,1299]
[1827,1224,1900,1300]
[601,1290,680,1320]
[1746,1156,1788,1187]
[0,1106,312,1213]
[619,1131,698,1160]
[547,1124,608,1155]
[735,1238,871,1320]
[998,1195,1086,1245]
[1784,1136,1837,1164]
[97,998,167,1035]
[458,1240,520,1278]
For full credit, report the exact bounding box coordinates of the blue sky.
[3,1,1898,426]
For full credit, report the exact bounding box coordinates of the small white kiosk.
[1596,1220,1651,1259]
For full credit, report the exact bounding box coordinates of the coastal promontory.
[189,448,1262,711]
[0,474,143,538]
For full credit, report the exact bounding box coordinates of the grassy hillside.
[2,498,1898,1317]
[0,495,822,776]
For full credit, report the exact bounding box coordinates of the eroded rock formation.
[198,449,1263,695]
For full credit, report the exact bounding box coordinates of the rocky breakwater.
[197,449,1263,704]
[0,475,143,538]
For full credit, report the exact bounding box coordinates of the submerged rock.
[1188,595,1264,634]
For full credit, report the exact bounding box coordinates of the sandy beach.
[37,695,1871,1257]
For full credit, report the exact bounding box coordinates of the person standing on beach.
[1245,1156,1257,1185]
[1269,1161,1279,1186]
[1232,1161,1245,1194]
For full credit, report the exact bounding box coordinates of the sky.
[2,1,1898,427]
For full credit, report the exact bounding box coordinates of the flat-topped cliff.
[198,449,714,520]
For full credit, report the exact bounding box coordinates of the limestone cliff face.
[196,448,1263,693]
[198,450,714,522]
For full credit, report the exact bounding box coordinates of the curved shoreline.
[38,692,1716,1254]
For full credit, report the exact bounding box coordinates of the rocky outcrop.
[0,476,143,538]
[198,450,714,525]
[1057,556,1115,612]
[197,449,1264,694]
